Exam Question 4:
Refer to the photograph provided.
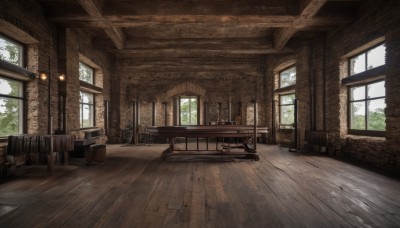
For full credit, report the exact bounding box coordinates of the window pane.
[180,97,197,125]
[80,91,94,104]
[280,105,294,125]
[367,81,385,98]
[350,86,365,101]
[81,104,94,128]
[0,97,23,137]
[0,36,22,66]
[180,98,190,125]
[367,98,386,131]
[79,62,94,84]
[350,101,365,130]
[190,98,197,125]
[280,94,295,105]
[80,91,94,128]
[367,44,385,70]
[279,66,296,88]
[0,77,23,97]
[350,53,365,75]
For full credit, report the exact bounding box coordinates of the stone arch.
[165,81,206,98]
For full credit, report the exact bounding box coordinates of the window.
[279,94,295,129]
[278,65,296,129]
[180,96,197,125]
[279,66,296,88]
[79,91,94,128]
[79,62,94,84]
[0,76,24,137]
[0,35,23,67]
[349,43,386,76]
[349,81,386,134]
[346,41,386,136]
[79,62,95,128]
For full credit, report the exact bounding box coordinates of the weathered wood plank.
[0,144,399,227]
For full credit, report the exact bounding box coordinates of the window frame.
[0,76,26,137]
[279,93,296,129]
[179,95,198,126]
[0,34,24,67]
[279,65,296,88]
[79,91,95,129]
[348,42,386,77]
[79,61,94,85]
[78,60,97,129]
[347,79,386,137]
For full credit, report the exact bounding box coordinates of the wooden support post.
[162,102,168,126]
[228,100,232,122]
[253,100,258,151]
[152,101,156,126]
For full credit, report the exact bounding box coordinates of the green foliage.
[180,97,197,125]
[0,79,22,137]
[351,108,385,131]
[0,38,20,65]
[368,108,385,131]
[79,62,93,84]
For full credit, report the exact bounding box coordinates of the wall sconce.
[37,69,66,134]
[38,72,66,81]
[59,73,65,81]
[39,71,48,81]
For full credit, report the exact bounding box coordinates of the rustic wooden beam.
[48,15,351,28]
[111,48,293,56]
[273,28,298,51]
[274,0,327,50]
[75,0,126,49]
[75,0,102,17]
[104,27,126,50]
[300,0,327,18]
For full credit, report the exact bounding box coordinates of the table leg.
[64,150,69,165]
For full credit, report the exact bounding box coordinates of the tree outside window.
[349,81,385,132]
[0,77,24,137]
[0,35,23,67]
[79,62,94,84]
[280,94,295,129]
[80,91,94,128]
[180,96,197,125]
[279,66,296,88]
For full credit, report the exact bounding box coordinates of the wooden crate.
[85,144,106,164]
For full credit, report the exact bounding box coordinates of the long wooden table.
[147,125,268,160]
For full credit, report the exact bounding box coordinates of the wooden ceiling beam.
[76,0,126,49]
[48,15,351,28]
[274,0,327,50]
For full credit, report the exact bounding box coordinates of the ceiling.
[35,0,364,61]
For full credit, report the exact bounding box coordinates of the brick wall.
[315,0,400,173]
[0,0,113,145]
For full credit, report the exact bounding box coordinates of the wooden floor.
[1,143,400,228]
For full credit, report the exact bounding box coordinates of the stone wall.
[116,62,266,141]
[0,0,113,145]
[316,0,400,173]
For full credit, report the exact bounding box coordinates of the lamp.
[39,71,48,81]
[38,58,66,135]
[58,73,65,81]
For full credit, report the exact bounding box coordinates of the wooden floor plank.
[0,144,399,227]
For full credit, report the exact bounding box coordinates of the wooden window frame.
[0,34,24,67]
[348,43,385,77]
[347,80,386,137]
[0,76,26,137]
